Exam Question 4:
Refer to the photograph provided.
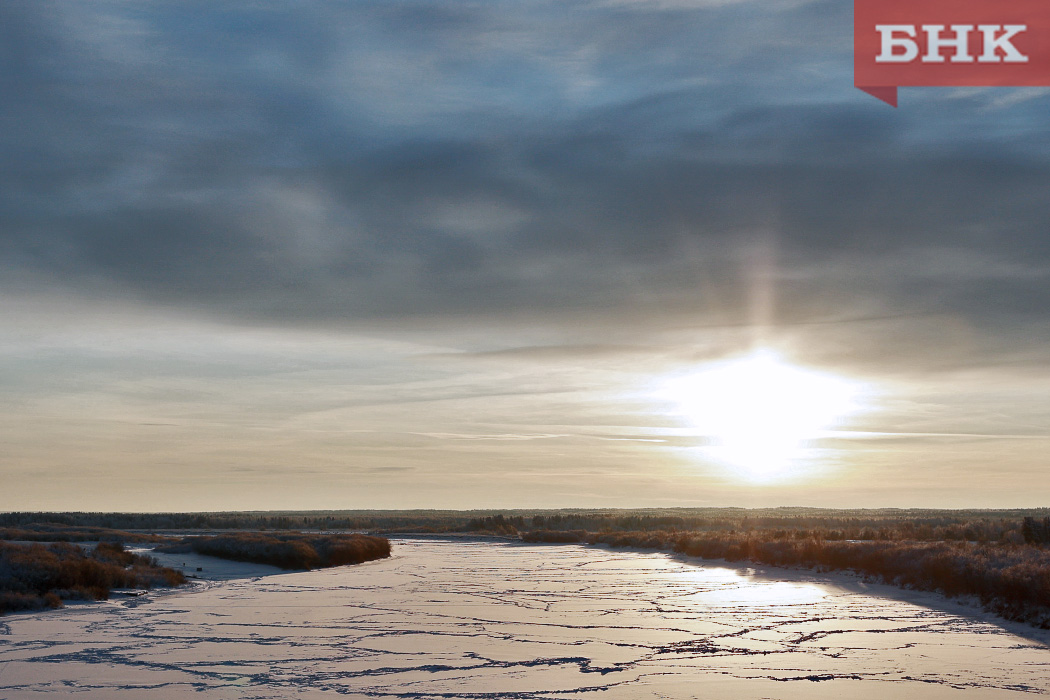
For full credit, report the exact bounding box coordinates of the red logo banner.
[855,0,1050,106]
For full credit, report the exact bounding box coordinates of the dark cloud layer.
[4,0,1050,362]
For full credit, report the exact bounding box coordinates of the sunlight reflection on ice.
[680,566,831,606]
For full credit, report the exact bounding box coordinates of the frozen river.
[1,538,1049,698]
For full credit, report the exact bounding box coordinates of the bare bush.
[173,533,391,570]
[0,541,186,615]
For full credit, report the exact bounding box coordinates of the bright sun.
[657,349,864,482]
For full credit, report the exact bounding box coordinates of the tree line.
[4,508,1049,537]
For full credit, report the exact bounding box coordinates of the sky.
[3,0,1050,512]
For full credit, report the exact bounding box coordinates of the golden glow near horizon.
[656,349,868,482]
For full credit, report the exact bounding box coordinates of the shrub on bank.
[171,532,391,570]
[0,541,186,615]
[0,524,168,543]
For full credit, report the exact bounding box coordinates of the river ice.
[1,538,1048,698]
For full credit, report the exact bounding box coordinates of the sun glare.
[657,349,865,482]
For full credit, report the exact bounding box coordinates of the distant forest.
[3,507,1050,538]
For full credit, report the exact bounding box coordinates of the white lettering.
[922,24,974,63]
[876,25,919,63]
[978,24,1028,63]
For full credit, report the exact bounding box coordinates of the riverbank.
[523,529,1050,629]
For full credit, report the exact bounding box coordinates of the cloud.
[414,432,571,440]
[3,0,1050,372]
